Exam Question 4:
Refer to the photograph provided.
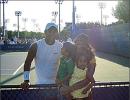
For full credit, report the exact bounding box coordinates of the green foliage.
[6,30,44,39]
[6,31,13,39]
[59,29,70,41]
[112,1,130,23]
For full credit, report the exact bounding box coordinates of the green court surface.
[0,52,129,85]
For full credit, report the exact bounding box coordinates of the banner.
[0,44,30,51]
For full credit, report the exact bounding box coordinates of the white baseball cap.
[44,23,58,32]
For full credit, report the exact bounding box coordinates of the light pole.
[76,14,81,23]
[103,15,109,25]
[31,19,37,32]
[72,0,76,36]
[22,18,28,31]
[0,0,8,37]
[98,2,105,26]
[13,24,17,31]
[5,18,9,38]
[15,11,22,38]
[5,18,9,30]
[55,0,63,33]
[52,11,58,23]
[22,18,28,40]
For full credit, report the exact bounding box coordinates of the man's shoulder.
[36,38,45,43]
[33,39,45,47]
[30,39,44,49]
[29,42,37,50]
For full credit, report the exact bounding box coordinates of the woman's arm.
[70,58,96,91]
[69,76,90,92]
[68,58,96,92]
[60,78,90,95]
[61,58,96,94]
[81,58,96,94]
[88,57,96,76]
[86,57,96,83]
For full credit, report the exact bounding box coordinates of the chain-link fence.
[76,23,130,58]
[1,82,129,100]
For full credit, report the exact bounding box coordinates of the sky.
[0,1,118,32]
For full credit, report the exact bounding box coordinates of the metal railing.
[1,81,129,100]
[1,81,129,89]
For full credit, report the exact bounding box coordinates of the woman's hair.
[74,33,89,43]
[63,42,76,62]
[74,33,95,60]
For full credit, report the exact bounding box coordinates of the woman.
[60,33,96,100]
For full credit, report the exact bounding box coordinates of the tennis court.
[0,51,129,85]
[0,52,27,75]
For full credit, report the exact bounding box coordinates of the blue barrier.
[0,44,31,51]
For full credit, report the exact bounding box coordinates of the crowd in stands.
[0,36,37,45]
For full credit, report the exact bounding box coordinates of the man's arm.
[24,43,37,71]
[21,43,37,89]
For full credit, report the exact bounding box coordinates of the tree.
[112,1,130,23]
[59,29,70,41]
[7,31,13,39]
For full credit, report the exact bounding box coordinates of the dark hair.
[74,33,89,43]
[74,33,95,60]
[63,42,76,62]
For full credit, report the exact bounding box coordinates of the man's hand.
[20,81,30,90]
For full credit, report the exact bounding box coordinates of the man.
[21,23,62,89]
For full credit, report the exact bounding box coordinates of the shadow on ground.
[0,51,11,55]
[96,52,130,68]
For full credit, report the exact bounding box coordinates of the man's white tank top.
[35,39,62,84]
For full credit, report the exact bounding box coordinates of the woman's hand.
[56,79,63,86]
[82,83,93,94]
[60,85,72,95]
